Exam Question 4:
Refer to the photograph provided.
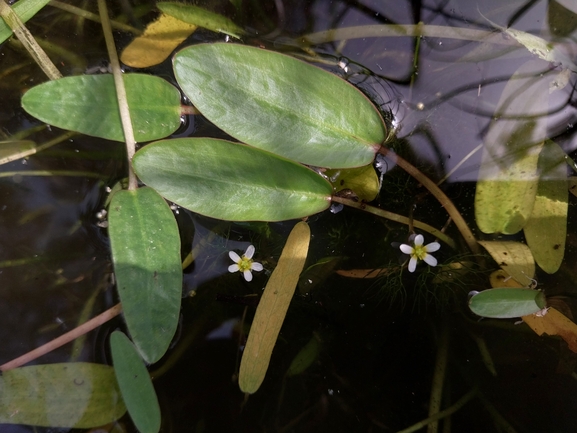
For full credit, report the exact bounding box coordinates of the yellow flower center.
[413,245,428,260]
[237,256,253,272]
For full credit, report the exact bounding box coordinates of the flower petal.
[251,262,264,272]
[243,270,253,282]
[413,234,424,246]
[228,264,240,273]
[399,244,414,254]
[423,254,438,267]
[408,257,418,272]
[425,242,441,253]
[244,245,255,259]
[229,251,241,262]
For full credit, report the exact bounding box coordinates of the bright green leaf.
[468,288,546,318]
[132,138,332,221]
[108,187,182,364]
[239,221,310,394]
[21,74,181,142]
[478,240,535,287]
[0,0,50,44]
[523,140,568,274]
[173,43,385,168]
[110,331,161,433]
[157,2,244,38]
[0,363,125,428]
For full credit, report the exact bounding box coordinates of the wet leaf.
[0,0,50,44]
[325,165,379,201]
[475,60,551,234]
[173,43,385,168]
[110,331,161,433]
[468,288,546,318]
[298,256,343,294]
[287,334,321,377]
[478,240,535,287]
[0,363,125,428]
[120,13,196,68]
[21,74,181,142]
[108,187,182,364]
[132,138,332,221]
[157,2,244,38]
[523,140,568,274]
[523,308,577,353]
[239,221,311,394]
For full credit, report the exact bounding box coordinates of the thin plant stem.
[331,195,457,250]
[0,131,77,165]
[0,170,108,179]
[377,147,481,255]
[97,0,138,191]
[427,321,449,433]
[0,0,62,80]
[0,303,123,371]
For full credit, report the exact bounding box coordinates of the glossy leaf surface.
[468,288,546,319]
[108,187,182,364]
[0,363,125,428]
[239,222,310,393]
[173,43,385,168]
[110,331,161,433]
[21,74,181,142]
[132,138,332,221]
[0,0,50,44]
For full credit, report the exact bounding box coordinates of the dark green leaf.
[132,138,332,221]
[21,74,181,142]
[173,43,385,168]
[108,187,182,363]
[110,331,161,433]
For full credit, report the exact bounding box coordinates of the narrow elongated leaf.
[0,363,125,428]
[110,331,161,433]
[173,43,385,168]
[0,0,50,44]
[468,288,546,318]
[239,221,310,393]
[478,240,535,287]
[132,138,332,221]
[108,187,182,363]
[21,74,181,142]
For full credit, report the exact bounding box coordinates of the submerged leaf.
[120,13,197,68]
[0,0,50,44]
[132,138,332,221]
[21,74,181,142]
[287,334,321,377]
[108,187,182,364]
[523,308,577,353]
[0,363,125,428]
[173,43,385,168]
[325,165,379,201]
[478,240,535,287]
[239,221,311,394]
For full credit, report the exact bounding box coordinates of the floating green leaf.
[132,138,332,221]
[523,140,568,274]
[157,2,244,38]
[173,43,385,168]
[239,221,310,394]
[478,240,535,287]
[21,74,181,142]
[108,187,182,364]
[0,363,125,428]
[0,0,50,44]
[468,288,546,319]
[110,331,161,433]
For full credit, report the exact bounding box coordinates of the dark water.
[1,0,577,432]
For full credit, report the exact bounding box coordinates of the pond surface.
[1,0,577,432]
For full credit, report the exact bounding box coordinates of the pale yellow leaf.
[478,240,535,287]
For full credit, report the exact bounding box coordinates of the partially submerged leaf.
[110,331,161,433]
[173,43,385,168]
[0,140,36,164]
[157,2,244,38]
[468,288,546,318]
[21,74,181,142]
[132,138,332,221]
[478,240,535,287]
[325,165,379,201]
[108,187,182,364]
[0,363,125,428]
[0,0,50,44]
[120,13,197,68]
[239,221,311,394]
[523,308,577,353]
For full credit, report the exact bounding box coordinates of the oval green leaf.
[132,138,332,221]
[110,331,161,433]
[108,187,182,364]
[0,363,126,428]
[173,43,385,168]
[21,74,181,142]
[239,221,310,394]
[468,288,546,318]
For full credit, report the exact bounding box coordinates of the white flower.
[228,245,263,282]
[399,234,440,273]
